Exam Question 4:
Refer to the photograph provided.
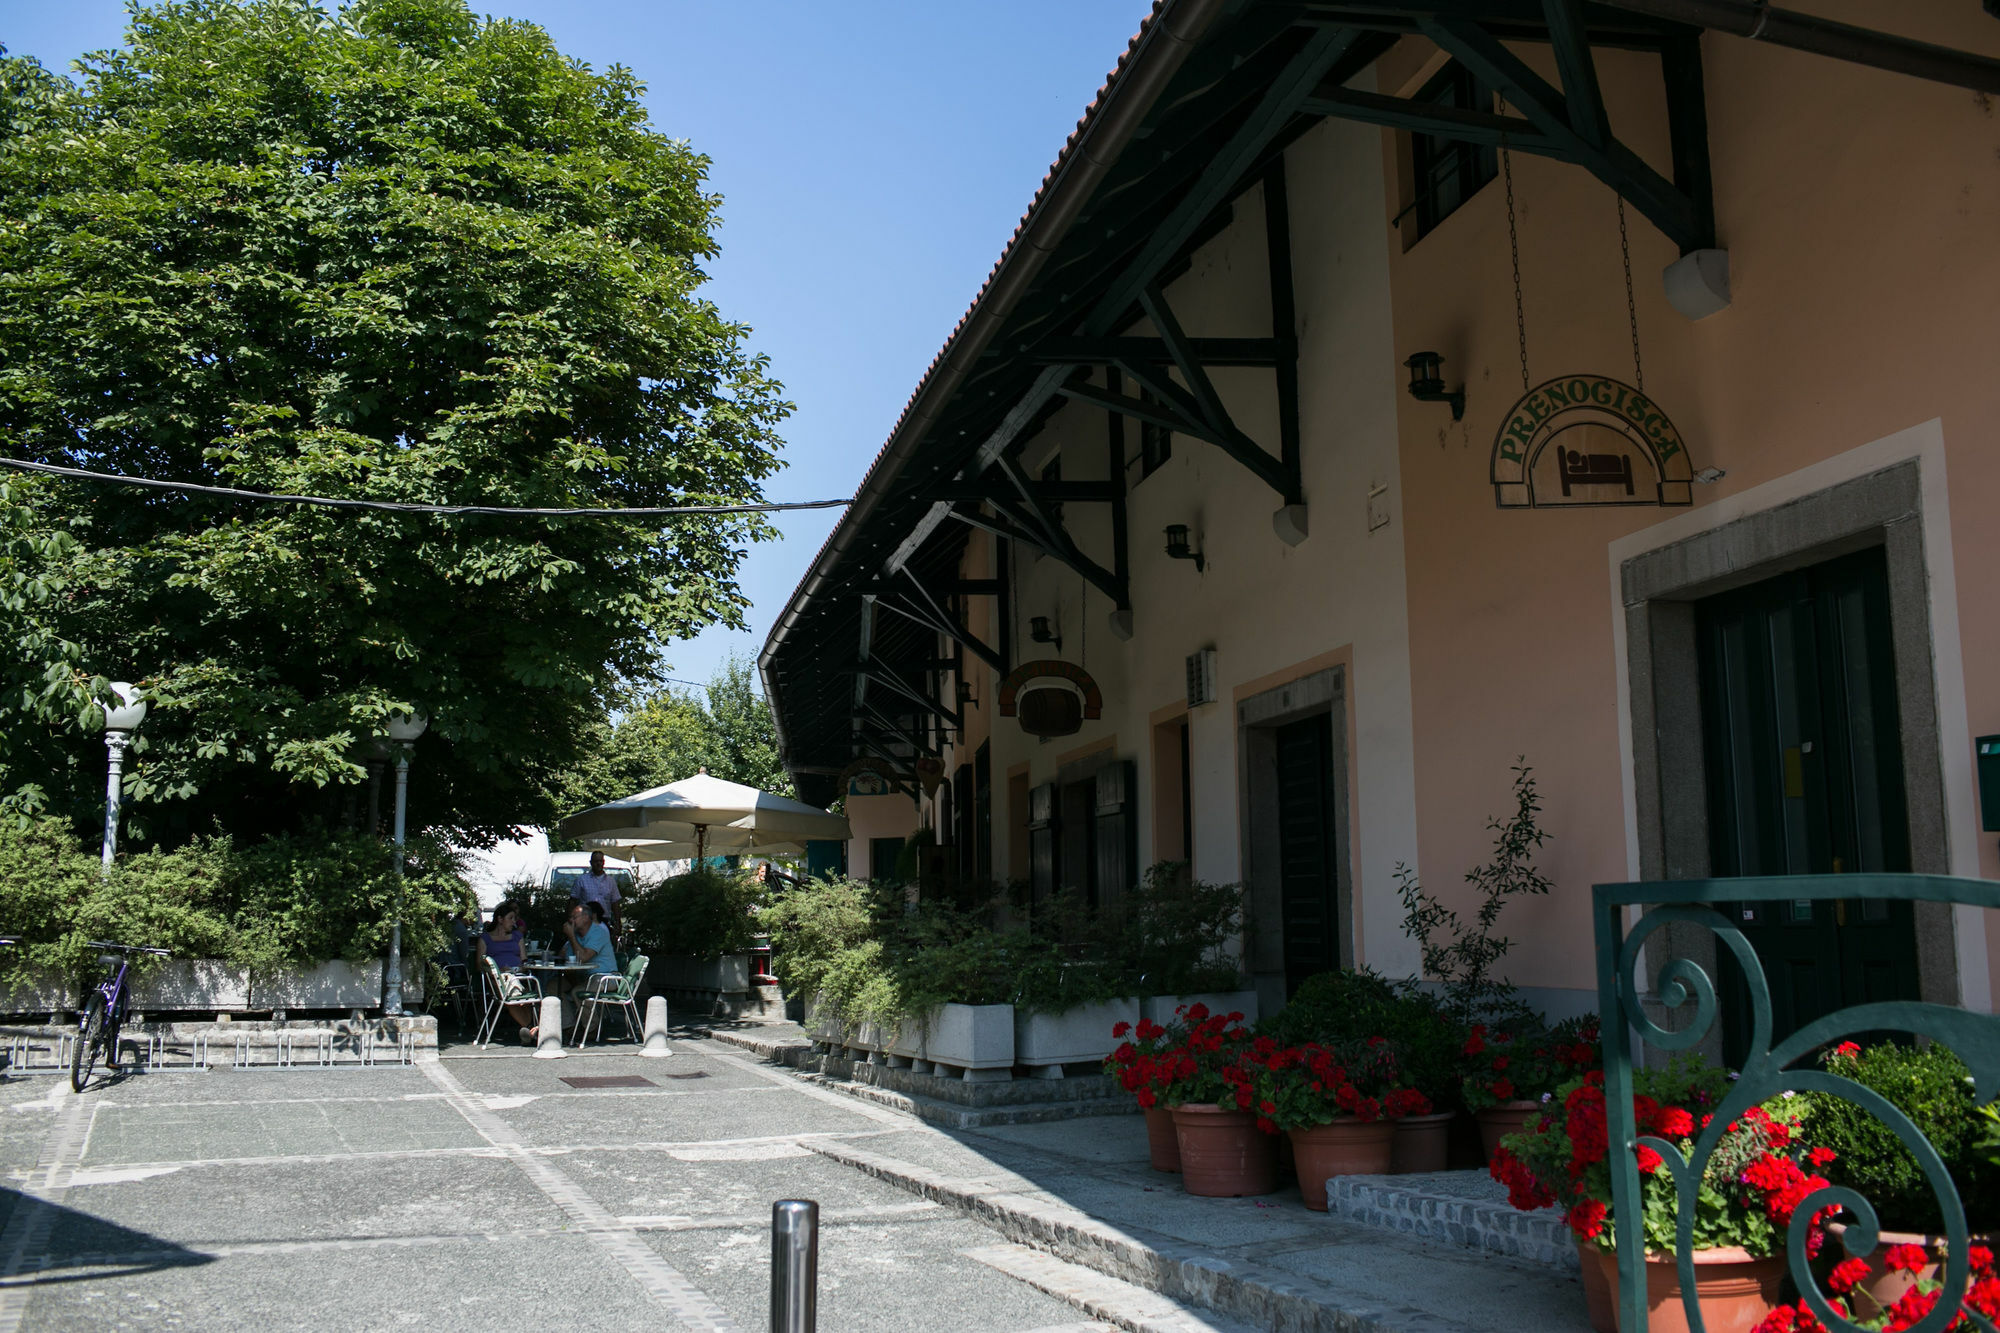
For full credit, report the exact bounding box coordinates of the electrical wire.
[0,456,852,518]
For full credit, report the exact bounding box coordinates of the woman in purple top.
[476,902,538,1041]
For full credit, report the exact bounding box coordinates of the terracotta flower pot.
[1390,1111,1455,1175]
[1824,1221,2000,1321]
[1476,1099,1545,1162]
[1289,1119,1395,1211]
[1577,1242,1615,1333]
[1142,1103,1181,1172]
[1593,1246,1785,1333]
[1171,1103,1278,1198]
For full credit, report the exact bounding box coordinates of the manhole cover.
[559,1075,657,1089]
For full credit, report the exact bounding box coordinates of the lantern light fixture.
[1163,524,1206,573]
[1028,616,1061,651]
[1403,351,1465,420]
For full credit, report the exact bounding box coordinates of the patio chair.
[476,955,543,1048]
[574,953,648,1048]
[425,961,473,1030]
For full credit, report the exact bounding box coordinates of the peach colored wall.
[844,792,918,879]
[1385,8,2000,1004]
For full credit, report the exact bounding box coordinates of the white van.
[543,851,637,903]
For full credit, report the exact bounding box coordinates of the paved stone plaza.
[0,1036,1140,1332]
[0,1032,1587,1332]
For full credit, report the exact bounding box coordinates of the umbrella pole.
[695,824,706,866]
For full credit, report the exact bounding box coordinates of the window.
[1409,62,1498,241]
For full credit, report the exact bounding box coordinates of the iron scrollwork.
[1593,874,2000,1333]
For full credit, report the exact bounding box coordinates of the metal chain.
[1502,139,1529,392]
[1618,195,1643,393]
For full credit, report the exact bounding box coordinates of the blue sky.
[0,1,1150,695]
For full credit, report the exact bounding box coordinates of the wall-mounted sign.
[1490,375,1693,508]
[837,755,905,797]
[996,659,1103,720]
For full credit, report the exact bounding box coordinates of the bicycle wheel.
[71,993,106,1093]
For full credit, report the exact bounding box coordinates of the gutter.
[757,0,1230,767]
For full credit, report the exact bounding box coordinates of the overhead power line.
[0,457,853,518]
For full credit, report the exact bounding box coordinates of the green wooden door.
[1696,547,1919,1063]
[1275,713,1339,997]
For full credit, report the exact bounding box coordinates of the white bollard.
[532,995,566,1059]
[640,996,672,1057]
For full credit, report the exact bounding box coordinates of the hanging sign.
[1489,374,1693,508]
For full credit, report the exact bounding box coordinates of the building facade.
[763,1,2000,1035]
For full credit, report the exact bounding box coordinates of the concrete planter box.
[654,954,751,994]
[806,993,845,1045]
[1141,990,1259,1028]
[914,1003,1014,1076]
[250,960,386,1010]
[0,967,76,1014]
[132,961,252,1010]
[1014,998,1140,1073]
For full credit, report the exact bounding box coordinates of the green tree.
[0,0,790,846]
[546,653,793,836]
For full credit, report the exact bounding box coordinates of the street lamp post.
[99,683,148,873]
[381,709,428,1017]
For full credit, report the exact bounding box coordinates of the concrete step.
[806,1138,1585,1333]
[964,1242,1257,1333]
[1326,1170,1578,1273]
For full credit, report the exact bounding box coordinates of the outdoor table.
[522,961,595,1036]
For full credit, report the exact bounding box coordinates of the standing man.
[571,850,624,938]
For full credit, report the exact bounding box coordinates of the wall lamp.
[1403,351,1464,420]
[1029,615,1061,651]
[1163,524,1206,573]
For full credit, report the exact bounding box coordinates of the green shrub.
[1260,968,1473,1108]
[625,866,766,961]
[1108,863,1245,997]
[0,818,471,993]
[1800,1041,1997,1233]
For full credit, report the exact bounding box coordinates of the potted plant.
[1752,1241,2000,1333]
[1463,1015,1599,1161]
[1246,1035,1427,1211]
[1496,1066,1837,1333]
[1106,1012,1193,1171]
[1790,1040,2000,1322]
[1161,1005,1274,1198]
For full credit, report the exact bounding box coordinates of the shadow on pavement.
[0,1185,213,1287]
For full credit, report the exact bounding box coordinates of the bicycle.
[72,941,170,1092]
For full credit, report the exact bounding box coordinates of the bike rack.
[3,1026,417,1076]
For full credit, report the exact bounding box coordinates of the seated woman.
[476,901,541,1043]
[564,900,620,978]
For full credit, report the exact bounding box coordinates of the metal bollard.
[769,1199,818,1333]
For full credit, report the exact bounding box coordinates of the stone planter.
[912,1003,1014,1081]
[805,993,844,1045]
[249,960,384,1010]
[1289,1119,1396,1211]
[1172,1103,1278,1198]
[1014,997,1140,1076]
[652,954,751,993]
[1140,990,1259,1028]
[1390,1110,1455,1175]
[1477,1099,1546,1162]
[1593,1246,1784,1333]
[0,967,77,1015]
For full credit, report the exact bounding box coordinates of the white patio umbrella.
[557,771,848,862]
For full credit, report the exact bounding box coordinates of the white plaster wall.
[844,792,920,879]
[977,110,1422,976]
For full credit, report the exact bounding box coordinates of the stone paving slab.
[77,1094,481,1165]
[646,1211,1104,1333]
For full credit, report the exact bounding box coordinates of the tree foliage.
[0,0,790,846]
[545,653,792,831]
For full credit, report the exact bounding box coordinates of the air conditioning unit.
[1185,647,1217,708]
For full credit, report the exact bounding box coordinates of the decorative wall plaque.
[1489,375,1693,508]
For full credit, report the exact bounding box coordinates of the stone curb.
[805,1139,1496,1333]
[1326,1174,1577,1273]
